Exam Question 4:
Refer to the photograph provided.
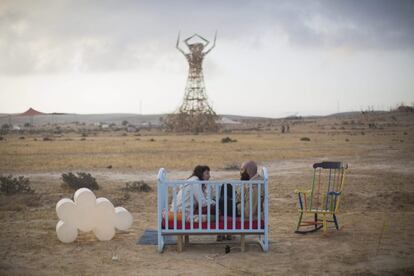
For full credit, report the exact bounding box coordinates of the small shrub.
[61,172,99,190]
[149,138,155,142]
[221,137,237,143]
[121,181,152,192]
[80,137,86,141]
[0,136,3,141]
[300,137,311,141]
[81,133,88,137]
[0,175,33,195]
[112,193,130,206]
[43,137,53,141]
[403,132,408,135]
[224,163,239,171]
[345,138,350,142]
[19,136,25,140]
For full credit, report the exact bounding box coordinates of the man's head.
[240,161,258,180]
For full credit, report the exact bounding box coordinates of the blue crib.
[157,167,269,252]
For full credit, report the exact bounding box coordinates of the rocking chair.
[294,161,348,234]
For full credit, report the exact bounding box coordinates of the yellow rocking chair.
[294,161,348,234]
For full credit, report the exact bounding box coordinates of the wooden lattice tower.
[164,32,219,133]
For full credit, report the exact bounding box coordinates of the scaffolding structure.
[164,32,219,133]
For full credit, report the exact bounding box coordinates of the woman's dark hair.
[189,165,210,180]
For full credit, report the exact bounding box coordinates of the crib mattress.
[162,216,265,230]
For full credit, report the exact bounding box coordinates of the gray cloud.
[0,0,413,75]
[304,0,414,49]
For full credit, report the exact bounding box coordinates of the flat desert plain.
[1,112,413,275]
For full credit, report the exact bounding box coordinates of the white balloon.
[75,208,96,232]
[74,188,96,209]
[56,188,133,242]
[73,188,97,232]
[95,197,115,225]
[114,207,133,231]
[56,198,76,225]
[56,220,78,243]
[93,224,115,241]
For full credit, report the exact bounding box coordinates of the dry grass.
[0,112,414,275]
[1,124,411,173]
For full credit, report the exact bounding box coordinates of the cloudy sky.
[0,0,413,117]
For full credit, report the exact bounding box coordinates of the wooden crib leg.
[240,234,246,252]
[185,235,189,245]
[177,235,183,252]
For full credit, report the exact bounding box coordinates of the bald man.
[237,161,264,220]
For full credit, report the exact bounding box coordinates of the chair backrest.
[309,162,348,212]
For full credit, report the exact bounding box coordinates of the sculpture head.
[188,43,204,54]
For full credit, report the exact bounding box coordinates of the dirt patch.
[343,191,414,211]
[1,118,414,275]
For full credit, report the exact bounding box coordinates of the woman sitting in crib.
[169,165,216,223]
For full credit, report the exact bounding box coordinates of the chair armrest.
[294,189,311,210]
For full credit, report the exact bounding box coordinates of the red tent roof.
[20,108,45,116]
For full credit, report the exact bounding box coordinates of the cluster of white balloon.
[56,188,133,243]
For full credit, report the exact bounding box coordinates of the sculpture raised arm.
[203,31,217,55]
[184,33,210,49]
[176,32,187,55]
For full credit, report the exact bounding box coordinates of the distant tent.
[20,108,45,116]
[19,108,46,126]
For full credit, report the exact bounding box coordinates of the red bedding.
[162,216,264,230]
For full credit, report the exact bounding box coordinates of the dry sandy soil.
[0,112,413,275]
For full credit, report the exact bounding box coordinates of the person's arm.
[211,184,221,202]
[243,185,259,219]
[193,183,215,207]
[205,184,216,205]
[244,186,249,218]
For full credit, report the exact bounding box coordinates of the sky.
[0,0,413,118]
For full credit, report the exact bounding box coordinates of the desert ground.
[1,111,413,275]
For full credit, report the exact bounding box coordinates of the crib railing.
[157,167,269,252]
